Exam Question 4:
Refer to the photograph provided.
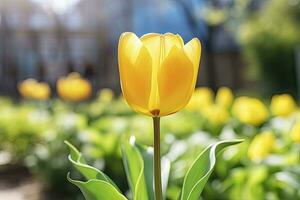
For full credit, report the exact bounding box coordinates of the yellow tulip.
[18,79,36,99]
[57,72,92,101]
[248,131,275,162]
[216,87,234,108]
[98,88,114,103]
[118,32,201,116]
[270,94,297,117]
[202,104,229,125]
[185,87,214,112]
[290,122,300,142]
[18,79,51,100]
[232,97,269,126]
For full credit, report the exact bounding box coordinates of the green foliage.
[180,140,243,200]
[67,176,127,200]
[1,94,300,199]
[65,141,118,188]
[0,102,50,161]
[239,0,300,96]
[121,137,151,200]
[65,137,241,200]
[66,141,126,200]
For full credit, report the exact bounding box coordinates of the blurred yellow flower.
[216,87,234,108]
[98,88,114,103]
[232,97,269,126]
[290,122,300,142]
[248,131,276,162]
[202,104,229,125]
[118,32,201,116]
[57,72,92,102]
[270,94,297,117]
[186,87,214,112]
[18,79,51,100]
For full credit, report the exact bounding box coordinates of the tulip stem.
[153,117,163,200]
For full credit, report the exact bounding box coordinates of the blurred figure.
[37,61,46,81]
[67,61,75,74]
[83,61,95,81]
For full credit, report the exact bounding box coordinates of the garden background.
[1,0,300,199]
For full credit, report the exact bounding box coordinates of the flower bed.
[0,88,299,199]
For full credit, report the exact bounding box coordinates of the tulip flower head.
[57,72,92,102]
[98,88,114,103]
[118,32,201,117]
[216,87,234,108]
[270,94,297,117]
[232,97,269,126]
[202,104,229,125]
[290,122,300,142]
[18,79,51,100]
[248,131,276,162]
[186,87,214,112]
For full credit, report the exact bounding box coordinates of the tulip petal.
[141,33,184,66]
[141,33,184,115]
[183,38,201,93]
[118,32,152,115]
[183,38,201,70]
[162,33,184,58]
[157,47,195,116]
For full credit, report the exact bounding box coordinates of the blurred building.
[0,0,256,96]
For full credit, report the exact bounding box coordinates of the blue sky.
[132,0,207,42]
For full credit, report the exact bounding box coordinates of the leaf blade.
[65,141,119,190]
[67,173,128,200]
[180,139,243,200]
[122,137,149,200]
[135,143,155,200]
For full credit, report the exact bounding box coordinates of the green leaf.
[161,157,171,200]
[67,173,127,200]
[135,143,155,200]
[135,142,170,200]
[121,136,150,200]
[65,141,121,193]
[180,139,243,200]
[275,171,300,189]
